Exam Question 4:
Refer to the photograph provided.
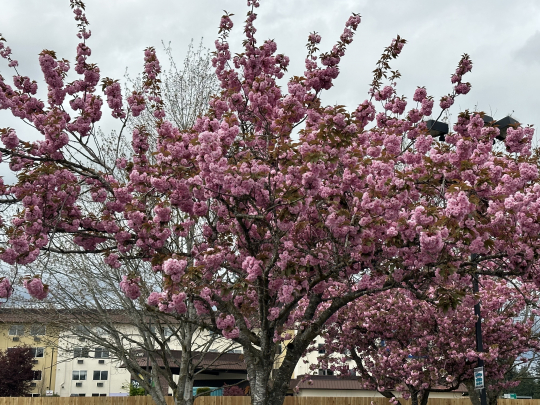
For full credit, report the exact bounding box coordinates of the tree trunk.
[465,379,500,405]
[147,380,167,405]
[379,390,403,405]
[149,361,169,405]
[173,305,196,405]
[465,380,482,405]
[149,391,167,405]
[419,389,430,405]
[244,355,273,405]
[411,391,419,405]
[174,378,194,405]
[244,337,316,405]
[175,352,194,405]
[487,385,501,405]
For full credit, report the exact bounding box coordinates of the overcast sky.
[0,0,539,145]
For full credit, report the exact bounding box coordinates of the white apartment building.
[53,321,245,397]
[55,332,131,397]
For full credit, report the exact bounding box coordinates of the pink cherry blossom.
[119,275,141,300]
[24,277,49,300]
[0,278,12,300]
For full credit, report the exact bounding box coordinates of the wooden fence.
[0,398,538,405]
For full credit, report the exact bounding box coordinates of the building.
[0,309,470,398]
[130,350,248,397]
[54,331,131,397]
[0,308,59,397]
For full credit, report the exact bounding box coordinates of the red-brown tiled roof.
[290,375,467,392]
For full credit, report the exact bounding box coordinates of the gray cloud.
[0,0,538,142]
[516,31,540,65]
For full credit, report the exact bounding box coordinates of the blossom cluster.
[0,2,539,399]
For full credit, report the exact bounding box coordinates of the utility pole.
[472,254,487,405]
[49,347,55,393]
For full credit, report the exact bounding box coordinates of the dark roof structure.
[290,375,468,393]
[130,350,247,372]
[0,307,134,324]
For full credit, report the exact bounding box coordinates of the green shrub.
[196,387,211,397]
[129,383,146,396]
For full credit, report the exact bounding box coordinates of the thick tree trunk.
[173,317,195,405]
[174,378,194,405]
[243,350,273,405]
[175,350,194,405]
[244,335,318,405]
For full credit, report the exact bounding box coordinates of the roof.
[290,375,366,391]
[131,350,247,371]
[0,307,182,326]
[290,375,468,393]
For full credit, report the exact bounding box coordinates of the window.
[72,370,87,381]
[30,325,46,336]
[73,347,90,358]
[318,369,334,376]
[74,325,90,336]
[94,348,109,358]
[93,371,108,381]
[33,370,42,380]
[31,348,45,358]
[94,327,107,336]
[318,344,326,354]
[163,327,173,337]
[8,325,24,336]
[92,394,106,397]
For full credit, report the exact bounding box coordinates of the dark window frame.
[72,370,87,381]
[94,348,109,358]
[93,370,108,381]
[8,325,24,336]
[30,325,46,336]
[73,347,90,358]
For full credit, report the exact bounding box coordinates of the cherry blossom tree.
[318,278,540,405]
[0,1,540,405]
